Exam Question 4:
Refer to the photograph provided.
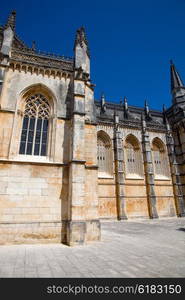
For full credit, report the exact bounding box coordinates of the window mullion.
[39,119,44,156]
[25,117,30,155]
[19,94,50,157]
[32,117,38,155]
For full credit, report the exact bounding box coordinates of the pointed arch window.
[97,131,113,177]
[19,94,50,156]
[124,135,143,178]
[152,138,169,179]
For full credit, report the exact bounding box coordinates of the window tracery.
[124,134,143,178]
[97,131,113,176]
[19,93,50,156]
[152,138,169,178]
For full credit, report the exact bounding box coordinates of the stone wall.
[124,179,149,218]
[0,162,64,244]
[98,178,117,219]
[0,68,71,117]
[96,127,177,220]
[154,180,176,217]
[0,112,14,158]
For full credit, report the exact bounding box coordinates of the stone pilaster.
[0,68,4,98]
[0,17,14,97]
[65,30,101,244]
[141,116,158,218]
[166,126,185,217]
[65,75,86,245]
[176,123,185,162]
[113,115,127,220]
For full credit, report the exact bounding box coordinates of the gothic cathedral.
[0,12,185,245]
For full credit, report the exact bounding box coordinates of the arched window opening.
[124,134,143,178]
[152,138,169,178]
[19,93,50,156]
[97,131,113,176]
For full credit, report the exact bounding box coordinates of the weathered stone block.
[66,221,86,246]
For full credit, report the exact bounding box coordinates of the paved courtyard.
[0,217,185,278]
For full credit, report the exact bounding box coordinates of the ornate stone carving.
[11,49,73,72]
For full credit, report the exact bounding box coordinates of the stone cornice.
[9,60,73,80]
[10,49,74,73]
[0,108,15,113]
[72,111,86,116]
[97,119,166,132]
[85,164,98,169]
[95,100,164,117]
[85,120,98,125]
[69,159,86,164]
[0,158,67,166]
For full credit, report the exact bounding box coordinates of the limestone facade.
[0,12,185,245]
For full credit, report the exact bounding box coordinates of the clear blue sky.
[1,0,185,110]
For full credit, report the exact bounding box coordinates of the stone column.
[166,125,185,217]
[141,115,158,218]
[113,114,127,220]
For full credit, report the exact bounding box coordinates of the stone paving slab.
[0,217,185,278]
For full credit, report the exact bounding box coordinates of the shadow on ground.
[177,228,185,232]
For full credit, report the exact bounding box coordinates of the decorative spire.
[31,41,36,51]
[145,99,150,117]
[5,10,16,31]
[124,96,128,109]
[101,92,105,105]
[74,26,90,57]
[170,60,184,92]
[163,104,166,113]
[100,93,106,113]
[123,96,129,118]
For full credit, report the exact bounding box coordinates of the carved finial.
[124,96,128,111]
[163,104,166,113]
[123,96,129,119]
[101,92,105,104]
[74,26,90,57]
[5,10,16,31]
[100,93,106,113]
[145,99,150,117]
[32,41,36,51]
